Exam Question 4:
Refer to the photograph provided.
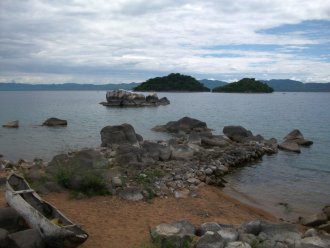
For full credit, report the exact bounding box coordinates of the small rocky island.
[133,73,210,92]
[100,89,170,107]
[213,78,274,93]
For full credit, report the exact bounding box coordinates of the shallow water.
[0,91,329,219]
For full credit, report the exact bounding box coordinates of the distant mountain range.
[0,79,329,92]
[0,82,140,91]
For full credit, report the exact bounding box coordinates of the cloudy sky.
[0,0,329,84]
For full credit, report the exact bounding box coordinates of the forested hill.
[133,73,210,92]
[213,78,273,93]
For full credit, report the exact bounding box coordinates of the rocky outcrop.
[100,123,141,148]
[152,116,210,134]
[42,118,67,126]
[279,129,313,153]
[151,219,330,248]
[2,120,19,128]
[100,90,170,107]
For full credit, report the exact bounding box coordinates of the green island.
[133,73,210,92]
[213,78,274,93]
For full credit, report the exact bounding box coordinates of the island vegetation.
[213,78,274,93]
[133,73,210,92]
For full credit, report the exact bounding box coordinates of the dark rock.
[223,126,253,142]
[119,187,143,201]
[100,123,140,148]
[284,129,304,140]
[2,120,19,128]
[115,144,142,165]
[172,220,196,237]
[0,208,27,233]
[46,149,109,193]
[9,229,45,248]
[0,228,14,248]
[284,129,313,147]
[240,220,263,235]
[278,140,301,153]
[300,212,328,227]
[195,231,225,248]
[318,222,330,233]
[42,118,67,126]
[153,116,209,134]
[322,206,330,219]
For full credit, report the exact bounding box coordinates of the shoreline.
[0,182,277,248]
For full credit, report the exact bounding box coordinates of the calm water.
[0,91,329,219]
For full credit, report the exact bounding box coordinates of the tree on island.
[133,73,210,92]
[213,78,274,93]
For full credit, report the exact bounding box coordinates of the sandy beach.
[0,183,275,248]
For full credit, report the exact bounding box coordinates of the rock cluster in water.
[1,117,314,203]
[278,129,313,153]
[100,89,170,107]
[150,219,330,248]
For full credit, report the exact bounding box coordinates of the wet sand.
[0,184,276,248]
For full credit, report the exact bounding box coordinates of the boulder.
[218,227,238,242]
[8,229,46,248]
[223,126,253,142]
[284,129,313,146]
[46,149,110,194]
[152,116,209,134]
[198,223,222,236]
[114,144,142,166]
[240,220,263,236]
[278,140,301,153]
[150,220,194,247]
[0,208,27,233]
[301,235,330,248]
[100,123,140,148]
[119,187,144,201]
[2,120,19,128]
[195,231,225,248]
[42,118,67,126]
[300,212,328,227]
[318,222,330,233]
[0,228,15,248]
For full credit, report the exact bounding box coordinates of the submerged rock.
[42,118,67,126]
[2,120,19,128]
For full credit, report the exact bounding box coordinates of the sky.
[0,0,329,84]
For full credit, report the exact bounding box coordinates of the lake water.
[0,91,329,219]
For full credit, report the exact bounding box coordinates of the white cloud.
[0,0,329,83]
